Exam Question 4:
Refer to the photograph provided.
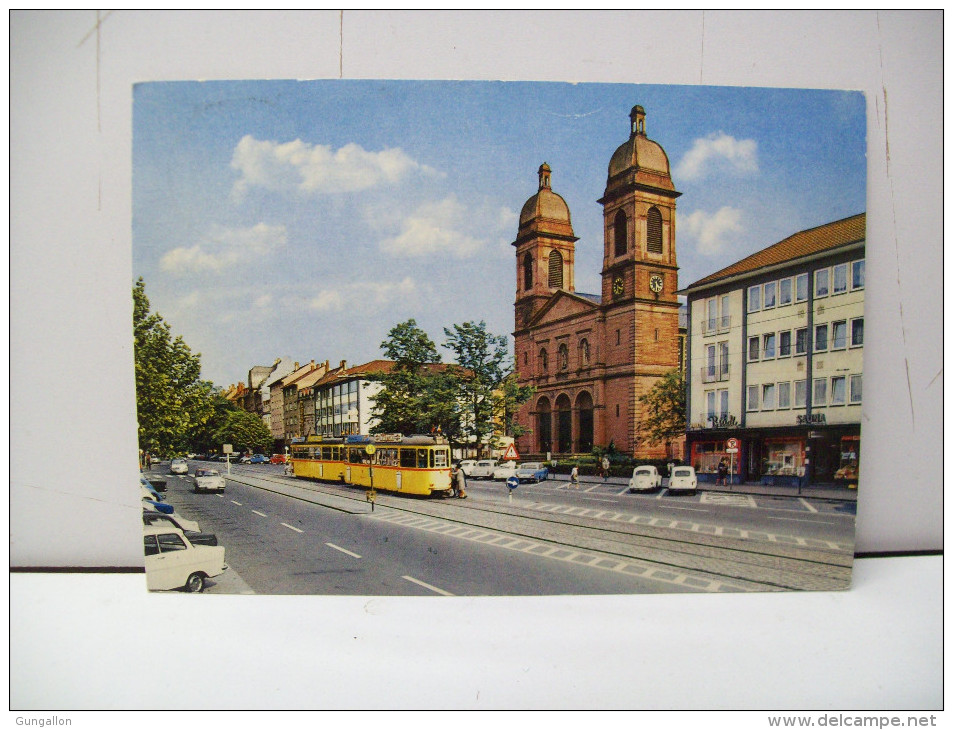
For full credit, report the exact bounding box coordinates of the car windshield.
[672,468,692,477]
[196,470,219,477]
[635,468,652,475]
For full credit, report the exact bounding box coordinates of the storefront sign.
[707,413,738,429]
[796,413,826,426]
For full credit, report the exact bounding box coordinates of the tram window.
[434,449,448,468]
[417,450,428,469]
[348,448,361,464]
[400,448,416,468]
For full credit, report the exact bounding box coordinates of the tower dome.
[605,106,676,195]
[518,163,575,238]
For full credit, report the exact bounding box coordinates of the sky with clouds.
[133,81,866,387]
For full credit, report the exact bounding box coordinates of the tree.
[213,409,274,454]
[133,278,214,456]
[189,390,241,455]
[636,369,686,452]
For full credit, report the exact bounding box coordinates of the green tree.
[213,409,274,454]
[636,369,686,451]
[133,278,214,457]
[189,390,241,454]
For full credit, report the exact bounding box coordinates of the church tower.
[512,163,579,331]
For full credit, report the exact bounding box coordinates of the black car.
[141,512,218,547]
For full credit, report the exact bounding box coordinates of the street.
[144,460,855,595]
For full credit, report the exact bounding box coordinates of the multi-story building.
[681,213,865,486]
[313,360,396,438]
[511,105,682,459]
[269,361,314,448]
[282,360,324,442]
[293,361,331,438]
[244,364,275,416]
[260,357,296,434]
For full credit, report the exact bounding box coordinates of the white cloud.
[230,135,440,197]
[307,277,418,312]
[377,196,499,258]
[675,132,758,181]
[681,207,745,256]
[160,223,287,274]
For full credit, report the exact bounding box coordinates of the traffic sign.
[726,447,738,454]
[501,443,520,461]
[506,476,519,490]
[726,438,739,450]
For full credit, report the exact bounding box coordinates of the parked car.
[140,475,166,493]
[142,497,175,515]
[458,460,477,476]
[143,524,227,593]
[140,477,165,501]
[169,458,189,475]
[270,454,287,464]
[248,454,269,464]
[628,465,662,492]
[667,465,698,494]
[142,512,214,545]
[469,460,499,479]
[492,461,519,480]
[515,462,549,483]
[194,468,226,494]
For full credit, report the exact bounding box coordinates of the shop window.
[795,273,809,302]
[779,278,793,306]
[778,381,791,409]
[794,379,807,408]
[779,330,792,357]
[747,336,760,361]
[763,439,804,476]
[746,385,760,411]
[813,378,828,406]
[815,269,830,297]
[646,207,663,254]
[747,285,761,312]
[795,328,808,355]
[832,264,848,294]
[763,281,777,308]
[762,383,776,410]
[831,320,847,350]
[852,260,865,290]
[850,375,863,404]
[831,376,847,405]
[763,333,776,359]
[851,318,864,347]
[814,324,828,351]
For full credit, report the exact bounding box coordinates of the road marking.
[251,510,268,517]
[281,522,303,533]
[325,542,362,559]
[402,575,455,596]
[767,515,836,525]
[230,500,243,506]
[798,498,818,513]
[617,487,632,496]
[216,494,224,498]
[700,493,757,508]
[656,489,668,499]
[657,505,709,512]
[583,483,605,493]
[578,496,619,503]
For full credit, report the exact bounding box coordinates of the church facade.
[511,106,682,460]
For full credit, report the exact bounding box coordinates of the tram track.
[221,470,852,592]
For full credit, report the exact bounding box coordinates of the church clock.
[612,276,624,298]
[649,274,664,295]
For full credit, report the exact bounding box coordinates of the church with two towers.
[511,105,683,460]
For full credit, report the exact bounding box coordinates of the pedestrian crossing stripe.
[368,511,754,593]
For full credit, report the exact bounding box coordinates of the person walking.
[601,456,610,482]
[716,457,729,486]
[454,463,468,499]
[570,464,579,489]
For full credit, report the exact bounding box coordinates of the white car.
[667,466,698,494]
[628,465,662,492]
[458,460,477,476]
[469,460,499,479]
[169,458,189,475]
[492,461,519,480]
[143,524,227,592]
[193,468,226,494]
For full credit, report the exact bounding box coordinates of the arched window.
[579,338,590,367]
[647,207,663,254]
[614,209,628,257]
[558,343,569,371]
[539,348,548,372]
[548,250,563,289]
[523,253,533,290]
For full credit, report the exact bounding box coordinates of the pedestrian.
[601,456,610,481]
[454,464,468,499]
[570,464,579,489]
[716,458,728,486]
[145,452,152,471]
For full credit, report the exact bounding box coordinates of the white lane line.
[617,487,632,496]
[656,489,668,499]
[216,494,224,498]
[402,575,455,596]
[578,496,619,503]
[798,498,818,513]
[281,522,303,533]
[325,542,362,559]
[583,483,605,493]
[657,505,710,512]
[251,510,268,517]
[766,515,836,525]
[230,500,243,506]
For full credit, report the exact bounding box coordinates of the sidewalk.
[546,472,857,502]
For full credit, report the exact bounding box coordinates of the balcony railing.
[700,315,731,336]
[700,365,731,383]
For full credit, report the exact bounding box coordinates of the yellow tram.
[289,434,453,497]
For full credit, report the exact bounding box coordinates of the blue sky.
[133,80,866,387]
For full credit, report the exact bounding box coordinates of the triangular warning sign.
[501,443,519,461]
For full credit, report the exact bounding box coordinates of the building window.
[779,330,792,357]
[718,389,729,416]
[614,209,628,257]
[747,285,761,312]
[850,375,863,403]
[795,328,808,355]
[763,281,777,308]
[778,381,791,409]
[852,259,865,290]
[762,383,776,410]
[763,333,776,359]
[747,385,760,411]
[815,324,829,351]
[833,263,848,294]
[523,352,528,366]
[832,320,847,349]
[718,341,729,378]
[579,338,590,367]
[747,336,760,361]
[616,329,620,345]
[779,278,793,306]
[831,376,847,405]
[706,391,716,420]
[794,380,807,407]
[548,250,564,289]
[851,318,864,347]
[539,348,548,372]
[706,297,717,333]
[523,253,533,290]
[795,273,809,302]
[646,206,663,254]
[815,269,830,297]
[616,404,620,417]
[558,343,569,370]
[813,378,828,406]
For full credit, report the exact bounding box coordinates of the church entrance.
[556,394,572,453]
[536,397,552,454]
[576,391,594,453]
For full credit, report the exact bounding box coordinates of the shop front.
[690,438,742,484]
